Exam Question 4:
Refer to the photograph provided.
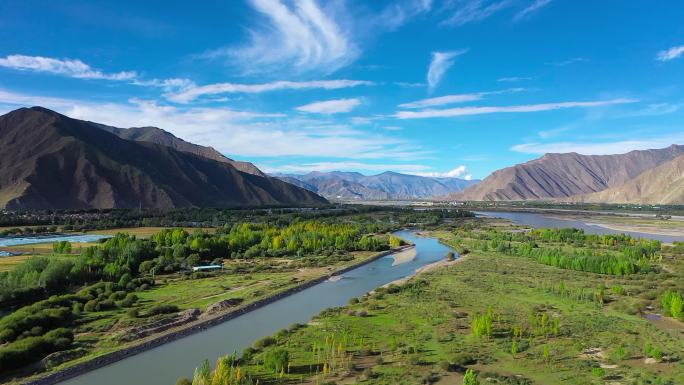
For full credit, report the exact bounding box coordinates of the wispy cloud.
[538,126,571,139]
[264,161,433,174]
[376,0,434,31]
[203,0,358,75]
[296,98,361,114]
[399,88,524,108]
[656,45,684,62]
[427,50,467,90]
[547,57,589,66]
[0,54,136,80]
[441,0,513,26]
[165,79,373,103]
[511,135,684,155]
[513,0,552,22]
[497,76,532,82]
[395,98,638,119]
[0,89,422,162]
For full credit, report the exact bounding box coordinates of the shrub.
[146,304,179,317]
[263,348,289,374]
[253,336,276,349]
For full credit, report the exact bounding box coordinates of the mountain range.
[273,171,479,201]
[0,107,326,209]
[450,144,684,204]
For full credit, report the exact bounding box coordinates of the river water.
[59,230,453,385]
[476,211,683,243]
[0,234,110,247]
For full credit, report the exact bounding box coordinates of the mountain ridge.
[0,107,326,209]
[274,171,479,200]
[451,145,684,201]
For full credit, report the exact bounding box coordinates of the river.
[58,230,453,385]
[476,211,683,243]
[0,234,110,247]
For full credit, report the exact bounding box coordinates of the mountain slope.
[575,155,684,204]
[0,107,326,209]
[96,124,265,176]
[452,145,684,201]
[275,171,478,200]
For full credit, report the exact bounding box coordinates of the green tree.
[463,369,479,385]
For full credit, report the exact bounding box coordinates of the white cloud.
[395,98,637,119]
[497,76,532,82]
[656,45,684,62]
[376,0,434,31]
[511,136,684,156]
[205,0,358,75]
[264,161,433,174]
[399,88,524,108]
[412,165,473,179]
[0,89,422,161]
[441,0,513,26]
[296,98,361,114]
[427,50,467,90]
[513,0,552,21]
[166,79,373,103]
[0,54,136,80]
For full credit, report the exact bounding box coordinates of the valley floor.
[205,220,684,385]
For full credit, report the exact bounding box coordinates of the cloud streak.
[0,54,136,80]
[296,98,361,114]
[165,79,373,103]
[511,135,684,156]
[441,0,513,26]
[395,98,638,119]
[656,45,684,62]
[513,0,552,21]
[427,50,467,90]
[399,88,524,108]
[204,0,358,75]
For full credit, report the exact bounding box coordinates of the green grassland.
[211,224,684,385]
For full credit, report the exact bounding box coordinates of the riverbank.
[17,245,413,385]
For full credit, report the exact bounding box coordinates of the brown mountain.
[95,124,265,176]
[0,107,327,209]
[452,145,684,201]
[575,155,684,204]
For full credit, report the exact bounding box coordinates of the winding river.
[58,231,454,385]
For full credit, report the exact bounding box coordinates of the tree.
[463,369,479,385]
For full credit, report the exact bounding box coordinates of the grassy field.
[2,250,384,384]
[224,227,684,385]
[88,226,216,238]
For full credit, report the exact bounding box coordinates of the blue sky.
[1,0,683,180]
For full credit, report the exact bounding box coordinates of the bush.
[146,304,179,317]
[253,336,276,349]
[0,328,73,372]
[84,300,98,312]
[263,348,289,374]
